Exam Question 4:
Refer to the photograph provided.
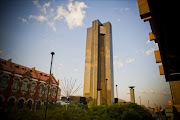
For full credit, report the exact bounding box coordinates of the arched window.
[39,85,44,94]
[18,99,24,109]
[45,86,49,95]
[0,76,8,88]
[30,83,36,93]
[36,101,41,110]
[52,88,56,96]
[7,98,15,109]
[12,78,19,90]
[21,81,28,91]
[27,100,32,109]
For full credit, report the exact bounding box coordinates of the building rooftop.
[0,58,58,84]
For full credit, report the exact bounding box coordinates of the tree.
[3,101,155,120]
[87,99,106,109]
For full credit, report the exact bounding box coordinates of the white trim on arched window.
[17,97,26,103]
[8,96,17,102]
[26,98,34,104]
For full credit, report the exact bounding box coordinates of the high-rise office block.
[83,20,114,105]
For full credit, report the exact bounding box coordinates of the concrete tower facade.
[129,86,135,103]
[83,20,114,105]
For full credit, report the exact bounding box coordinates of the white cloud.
[114,59,124,68]
[146,40,150,44]
[146,39,158,55]
[146,39,158,49]
[125,58,135,64]
[54,6,67,20]
[21,18,27,23]
[153,41,159,49]
[124,8,130,11]
[69,0,74,3]
[149,89,155,94]
[29,15,47,22]
[113,7,130,12]
[43,2,50,8]
[156,88,171,96]
[113,56,120,58]
[26,0,87,31]
[19,17,27,23]
[42,2,50,14]
[54,0,87,29]
[57,63,63,71]
[48,21,56,32]
[138,89,146,94]
[158,91,170,96]
[73,68,79,72]
[138,89,155,94]
[59,64,63,66]
[146,48,155,56]
[114,56,135,69]
[117,18,120,22]
[33,0,50,14]
[50,8,54,13]
[33,0,40,7]
[138,89,170,96]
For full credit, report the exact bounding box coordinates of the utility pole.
[45,52,55,120]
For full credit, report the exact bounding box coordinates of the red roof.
[0,58,58,84]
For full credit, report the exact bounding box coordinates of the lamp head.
[51,52,55,55]
[129,86,135,89]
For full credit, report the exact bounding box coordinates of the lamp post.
[148,100,150,107]
[139,96,141,105]
[45,52,55,120]
[106,79,108,115]
[116,85,118,98]
[116,85,118,106]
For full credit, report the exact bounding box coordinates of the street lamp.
[45,52,55,120]
[148,100,150,107]
[139,96,141,105]
[116,85,118,98]
[116,85,118,106]
[106,79,108,115]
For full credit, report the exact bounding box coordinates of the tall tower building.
[129,86,135,103]
[83,20,114,105]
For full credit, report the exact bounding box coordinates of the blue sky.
[0,0,171,108]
